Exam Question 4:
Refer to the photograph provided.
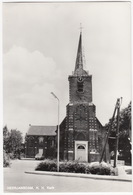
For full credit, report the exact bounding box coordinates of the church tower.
[60,30,109,162]
[69,32,92,103]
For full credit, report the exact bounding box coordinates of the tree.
[3,126,10,153]
[3,126,23,159]
[3,126,11,167]
[105,102,131,164]
[9,129,23,158]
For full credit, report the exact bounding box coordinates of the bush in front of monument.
[35,160,86,173]
[59,161,86,173]
[89,162,111,175]
[35,160,115,175]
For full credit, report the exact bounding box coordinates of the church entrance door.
[75,141,88,162]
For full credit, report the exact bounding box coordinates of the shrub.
[59,162,68,172]
[9,152,15,159]
[60,161,86,173]
[20,153,25,159]
[64,162,78,173]
[89,162,113,175]
[74,162,86,173]
[89,162,100,174]
[35,160,87,173]
[35,160,113,175]
[99,162,111,175]
[3,151,11,167]
[86,164,90,174]
[35,159,57,172]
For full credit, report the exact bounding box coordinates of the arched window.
[39,137,44,143]
[38,137,44,146]
[48,137,54,147]
[77,145,85,149]
[77,77,84,92]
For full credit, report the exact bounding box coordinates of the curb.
[25,171,132,182]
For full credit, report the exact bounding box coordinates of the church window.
[77,78,84,92]
[48,137,55,147]
[50,140,54,147]
[39,137,44,143]
[77,145,85,149]
[39,137,44,147]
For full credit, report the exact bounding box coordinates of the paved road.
[4,159,132,193]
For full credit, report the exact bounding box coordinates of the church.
[25,31,109,162]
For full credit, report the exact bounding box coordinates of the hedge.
[59,161,87,173]
[35,159,57,172]
[35,160,115,175]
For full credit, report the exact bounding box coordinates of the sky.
[3,1,131,138]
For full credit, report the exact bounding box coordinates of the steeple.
[73,29,88,76]
[69,26,92,103]
[74,32,83,71]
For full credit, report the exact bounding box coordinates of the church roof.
[27,125,56,136]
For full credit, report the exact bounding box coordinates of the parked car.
[35,153,44,160]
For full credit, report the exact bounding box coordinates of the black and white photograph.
[2,0,132,193]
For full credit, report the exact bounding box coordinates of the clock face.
[74,105,88,129]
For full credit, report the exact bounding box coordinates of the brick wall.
[68,75,92,103]
[59,71,109,162]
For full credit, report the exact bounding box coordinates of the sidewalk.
[25,166,132,182]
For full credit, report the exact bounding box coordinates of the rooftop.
[27,125,56,136]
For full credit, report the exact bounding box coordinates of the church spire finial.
[80,23,83,34]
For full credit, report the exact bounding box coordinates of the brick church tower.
[60,31,109,162]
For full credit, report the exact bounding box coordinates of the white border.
[1,1,132,195]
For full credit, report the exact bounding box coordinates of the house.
[25,125,56,159]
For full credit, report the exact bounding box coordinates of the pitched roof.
[27,125,56,136]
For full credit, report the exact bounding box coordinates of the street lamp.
[51,92,60,172]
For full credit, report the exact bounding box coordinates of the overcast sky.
[3,1,131,137]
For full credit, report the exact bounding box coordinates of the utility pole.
[113,98,121,168]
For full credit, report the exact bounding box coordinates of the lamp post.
[51,92,60,172]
